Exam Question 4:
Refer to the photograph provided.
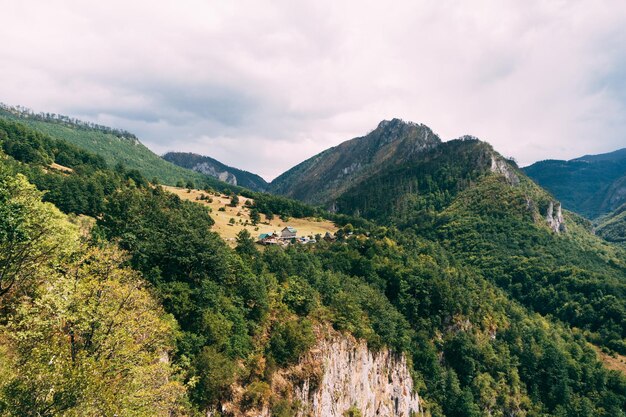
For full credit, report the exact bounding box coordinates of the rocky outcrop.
[292,334,422,417]
[223,332,423,417]
[546,201,566,233]
[162,152,269,191]
[192,162,238,186]
[490,155,520,186]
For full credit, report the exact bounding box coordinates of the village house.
[280,226,297,240]
[257,232,279,245]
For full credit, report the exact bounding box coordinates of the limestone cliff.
[546,201,567,233]
[162,152,269,191]
[223,331,422,417]
[292,335,422,417]
[490,155,520,186]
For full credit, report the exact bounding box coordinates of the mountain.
[0,104,236,191]
[596,202,626,243]
[163,151,268,191]
[333,137,520,226]
[1,115,625,416]
[268,118,441,205]
[575,147,626,163]
[523,148,626,219]
[270,118,626,356]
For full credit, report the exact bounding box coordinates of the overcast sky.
[1,0,626,180]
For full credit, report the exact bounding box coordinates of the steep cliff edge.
[222,331,422,417]
[292,335,421,417]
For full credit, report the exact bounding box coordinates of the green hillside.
[597,203,626,244]
[1,118,625,416]
[0,104,233,190]
[275,127,626,355]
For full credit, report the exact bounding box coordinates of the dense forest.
[0,119,625,416]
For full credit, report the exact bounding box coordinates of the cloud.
[1,0,626,179]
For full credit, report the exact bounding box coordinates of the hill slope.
[270,119,626,354]
[268,118,441,206]
[524,148,626,219]
[2,116,625,416]
[596,202,626,243]
[163,151,268,191]
[0,104,234,190]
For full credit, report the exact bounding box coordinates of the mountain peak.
[373,118,430,139]
[269,119,441,204]
[363,118,441,152]
[376,118,417,129]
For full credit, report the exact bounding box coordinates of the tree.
[250,208,261,225]
[1,245,184,416]
[230,194,240,207]
[0,172,184,416]
[268,318,315,366]
[0,171,78,299]
[236,229,257,257]
[191,346,236,410]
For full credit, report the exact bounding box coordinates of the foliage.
[268,318,315,366]
[1,120,625,416]
[0,169,183,416]
[0,169,78,299]
[596,202,626,243]
[0,109,230,190]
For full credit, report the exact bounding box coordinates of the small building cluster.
[257,226,332,246]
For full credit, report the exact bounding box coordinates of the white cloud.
[1,0,626,179]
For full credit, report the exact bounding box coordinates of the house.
[258,232,279,245]
[280,226,297,240]
[323,231,336,242]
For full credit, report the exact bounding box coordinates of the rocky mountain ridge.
[268,118,442,205]
[163,151,269,191]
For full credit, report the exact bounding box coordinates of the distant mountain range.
[524,148,626,219]
[163,152,268,191]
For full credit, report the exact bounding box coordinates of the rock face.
[163,152,269,191]
[546,201,566,233]
[293,335,422,417]
[490,155,520,186]
[193,162,238,185]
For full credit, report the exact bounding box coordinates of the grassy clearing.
[163,186,338,245]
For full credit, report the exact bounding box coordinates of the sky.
[1,0,626,180]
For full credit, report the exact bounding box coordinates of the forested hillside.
[597,203,626,244]
[0,104,231,190]
[269,118,441,205]
[524,149,626,219]
[0,118,625,416]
